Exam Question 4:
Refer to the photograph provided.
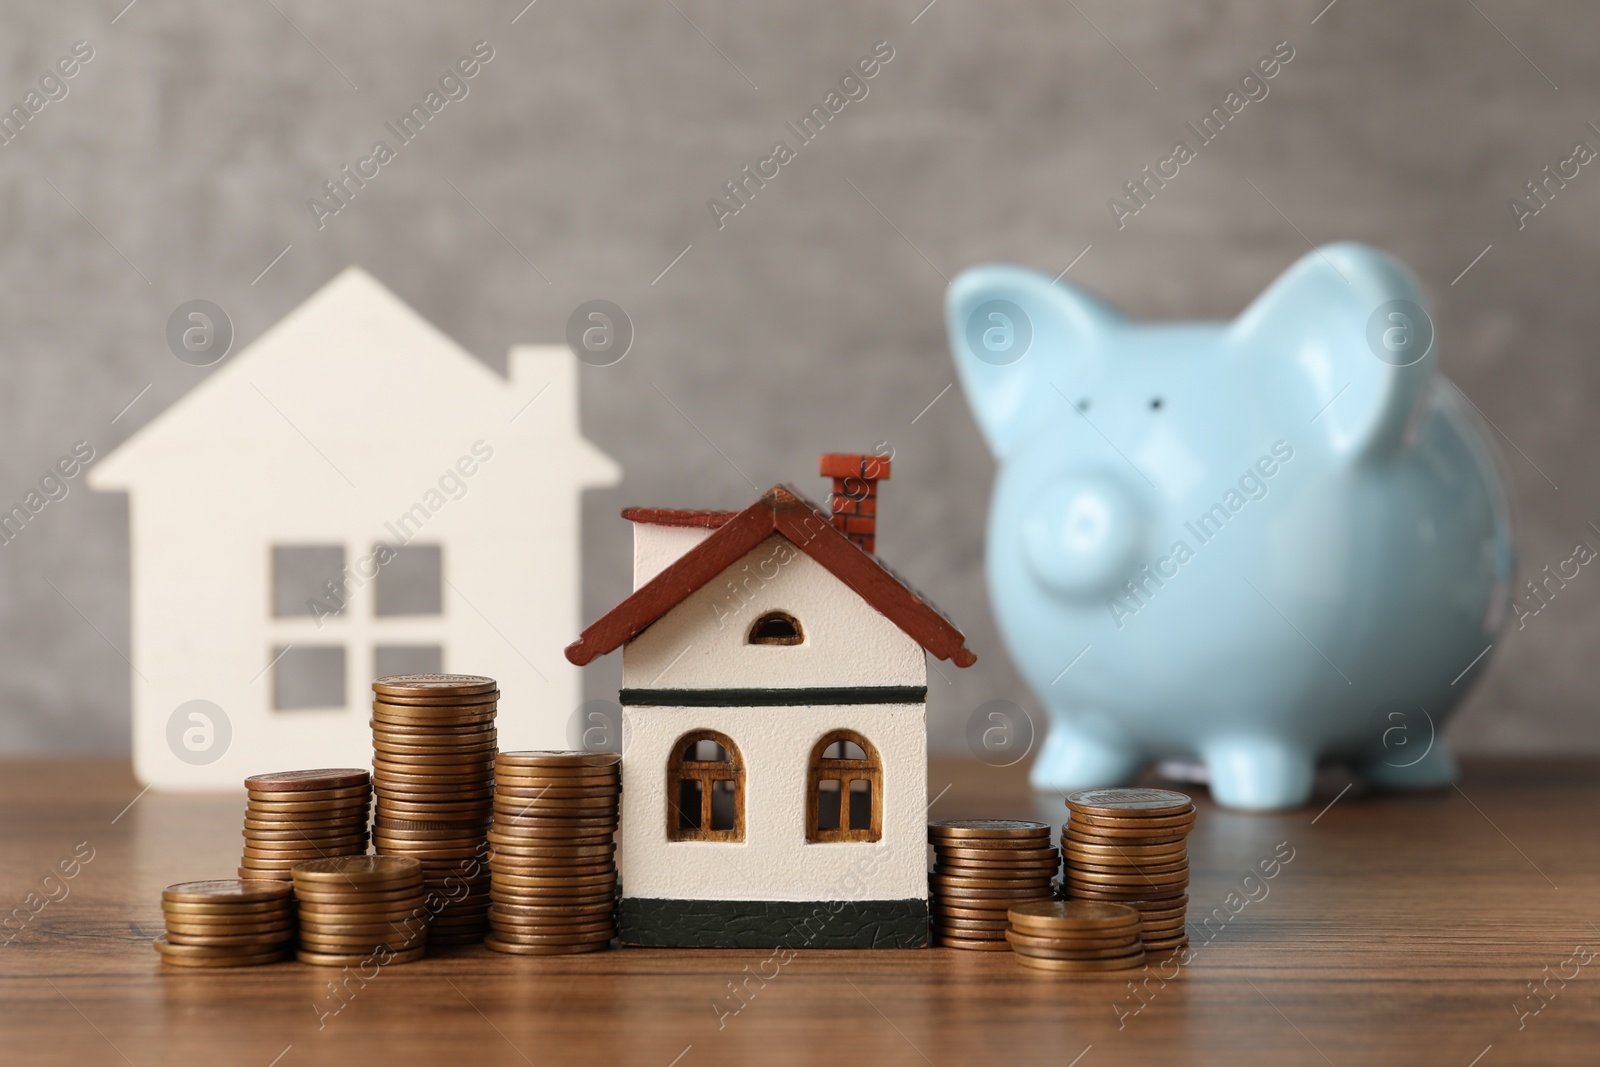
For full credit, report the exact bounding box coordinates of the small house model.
[565,454,976,948]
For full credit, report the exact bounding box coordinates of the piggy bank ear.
[1231,242,1434,460]
[946,265,1123,459]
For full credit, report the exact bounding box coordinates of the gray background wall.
[2,0,1596,757]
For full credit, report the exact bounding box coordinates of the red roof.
[565,485,977,668]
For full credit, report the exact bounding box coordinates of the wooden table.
[2,758,1594,1066]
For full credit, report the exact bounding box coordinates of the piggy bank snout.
[1020,476,1147,599]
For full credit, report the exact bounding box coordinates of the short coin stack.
[1061,788,1194,953]
[928,819,1059,950]
[155,879,295,967]
[370,674,498,946]
[291,855,428,966]
[239,769,372,881]
[485,751,620,955]
[1005,900,1146,972]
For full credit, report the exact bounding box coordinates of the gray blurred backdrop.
[2,0,1596,757]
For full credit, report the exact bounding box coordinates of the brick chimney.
[820,452,891,554]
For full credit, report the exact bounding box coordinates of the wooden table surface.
[1,757,1595,1066]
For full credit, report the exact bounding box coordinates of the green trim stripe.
[619,685,927,707]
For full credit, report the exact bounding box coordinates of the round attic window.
[748,611,803,646]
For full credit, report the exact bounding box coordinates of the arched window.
[748,610,803,646]
[667,731,744,841]
[807,731,882,843]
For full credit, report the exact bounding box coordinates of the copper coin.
[1006,936,1145,960]
[934,845,1059,861]
[246,785,370,803]
[1062,827,1189,846]
[490,870,615,888]
[162,879,293,904]
[165,928,294,947]
[494,768,619,783]
[489,901,615,918]
[933,904,1020,920]
[245,769,371,793]
[933,861,1060,875]
[161,908,292,927]
[1013,949,1146,972]
[479,935,605,955]
[374,672,497,695]
[371,722,497,740]
[1005,929,1142,950]
[1061,844,1187,865]
[929,819,1051,839]
[1065,884,1186,903]
[1068,858,1188,877]
[484,839,614,857]
[496,751,621,769]
[930,873,1055,890]
[1066,788,1192,818]
[933,885,1055,901]
[1143,934,1190,951]
[153,935,285,959]
[241,844,366,861]
[372,698,498,714]
[489,888,615,905]
[1006,900,1142,933]
[376,799,494,816]
[369,689,500,706]
[292,882,427,903]
[291,855,422,884]
[1065,867,1190,887]
[1069,808,1197,830]
[153,937,290,966]
[935,934,1013,951]
[297,946,427,966]
[162,895,290,915]
[372,709,496,726]
[930,916,1010,931]
[242,810,370,825]
[493,784,621,800]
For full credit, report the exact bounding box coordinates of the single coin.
[485,839,615,856]
[1004,928,1141,951]
[377,817,492,831]
[241,843,366,861]
[1004,936,1143,960]
[490,870,616,887]
[374,672,497,695]
[934,845,1060,862]
[1065,867,1190,887]
[293,880,426,902]
[1066,788,1192,818]
[929,819,1051,840]
[298,919,427,937]
[1142,934,1190,951]
[1066,859,1189,879]
[497,751,621,769]
[165,928,294,947]
[372,764,495,782]
[297,945,428,966]
[1014,949,1147,972]
[295,907,429,925]
[1007,900,1142,933]
[933,886,1056,902]
[934,853,1061,868]
[1062,828,1189,847]
[930,873,1055,889]
[489,865,615,882]
[1061,837,1187,858]
[164,919,294,937]
[369,690,500,707]
[376,800,494,816]
[488,914,614,931]
[1065,885,1186,904]
[493,784,622,800]
[245,769,370,793]
[154,937,290,967]
[162,880,293,904]
[161,911,293,929]
[484,927,615,946]
[493,769,620,783]
[483,935,608,955]
[243,808,371,823]
[935,934,1014,951]
[1061,852,1186,872]
[372,710,497,727]
[489,901,616,918]
[374,747,499,764]
[292,855,422,884]
[1069,808,1197,830]
[930,916,1010,931]
[371,723,498,740]
[932,905,1018,921]
[489,889,616,906]
[162,902,291,921]
[246,785,371,803]
[372,699,499,716]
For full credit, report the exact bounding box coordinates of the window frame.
[747,610,804,646]
[806,730,883,843]
[666,730,745,842]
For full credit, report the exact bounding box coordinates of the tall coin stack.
[155,879,295,968]
[928,819,1059,950]
[1005,900,1146,973]
[370,674,498,946]
[485,751,620,956]
[1061,788,1194,954]
[292,855,428,966]
[239,769,372,881]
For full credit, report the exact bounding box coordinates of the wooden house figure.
[91,268,619,789]
[565,454,976,948]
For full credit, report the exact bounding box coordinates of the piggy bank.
[945,243,1513,810]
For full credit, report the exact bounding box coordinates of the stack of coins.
[1005,900,1146,973]
[1061,788,1194,953]
[291,855,428,966]
[370,674,497,946]
[928,819,1059,950]
[485,751,620,956]
[155,879,295,968]
[239,769,372,881]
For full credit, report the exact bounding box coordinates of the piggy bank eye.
[1149,397,1164,411]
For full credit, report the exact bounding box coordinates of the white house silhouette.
[90,268,619,789]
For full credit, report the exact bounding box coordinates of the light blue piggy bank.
[946,243,1513,810]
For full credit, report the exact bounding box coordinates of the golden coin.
[1007,937,1146,961]
[161,908,292,926]
[482,935,608,955]
[1066,788,1191,818]
[488,915,614,932]
[161,895,290,915]
[373,672,497,696]
[929,819,1051,840]
[1005,929,1141,950]
[152,934,283,958]
[1013,948,1146,972]
[245,769,370,793]
[1006,900,1142,933]
[162,879,293,904]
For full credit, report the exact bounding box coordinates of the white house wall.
[632,523,715,589]
[620,536,927,691]
[619,703,928,901]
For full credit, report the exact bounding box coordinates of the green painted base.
[618,897,929,949]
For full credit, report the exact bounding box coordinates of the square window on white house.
[272,545,346,618]
[375,644,443,678]
[272,645,346,710]
[374,544,442,616]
